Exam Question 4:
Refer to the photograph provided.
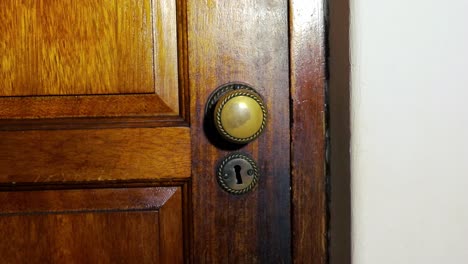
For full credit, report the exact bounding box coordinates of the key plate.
[217,153,259,195]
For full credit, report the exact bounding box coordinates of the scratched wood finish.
[0,187,184,263]
[0,127,190,184]
[188,1,291,262]
[0,0,154,96]
[290,0,328,263]
[0,0,184,129]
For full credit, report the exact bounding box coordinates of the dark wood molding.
[0,115,189,131]
[290,0,328,263]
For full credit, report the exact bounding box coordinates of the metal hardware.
[217,153,259,195]
[206,83,267,144]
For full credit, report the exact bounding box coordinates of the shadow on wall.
[328,0,351,263]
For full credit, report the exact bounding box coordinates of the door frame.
[290,0,328,263]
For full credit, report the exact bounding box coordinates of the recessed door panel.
[0,0,185,127]
[0,187,185,263]
[1,0,155,96]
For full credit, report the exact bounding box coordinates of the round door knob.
[214,89,267,144]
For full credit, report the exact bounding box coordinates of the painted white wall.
[351,0,468,263]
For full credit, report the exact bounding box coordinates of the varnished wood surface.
[153,0,181,113]
[0,211,160,263]
[290,0,328,263]
[0,115,187,131]
[0,187,178,213]
[0,127,191,184]
[0,94,174,119]
[0,187,184,263]
[189,1,291,262]
[0,0,154,96]
[0,0,328,262]
[0,0,186,130]
[159,186,184,264]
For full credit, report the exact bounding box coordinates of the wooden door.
[0,0,326,263]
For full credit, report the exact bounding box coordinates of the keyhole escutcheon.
[217,153,259,195]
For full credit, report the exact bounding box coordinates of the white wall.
[351,0,468,263]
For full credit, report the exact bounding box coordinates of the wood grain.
[0,94,174,119]
[153,0,181,113]
[159,186,184,264]
[0,1,328,262]
[0,127,191,184]
[0,187,184,263]
[188,1,291,262]
[0,0,186,130]
[0,187,178,213]
[290,0,328,263]
[0,212,160,263]
[0,0,154,96]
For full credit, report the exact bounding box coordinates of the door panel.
[0,0,184,126]
[1,0,156,96]
[2,212,161,263]
[0,187,184,263]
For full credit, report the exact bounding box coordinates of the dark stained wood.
[0,115,187,131]
[0,187,185,263]
[290,0,328,263]
[0,127,191,184]
[188,0,291,262]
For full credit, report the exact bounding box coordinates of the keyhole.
[234,165,243,184]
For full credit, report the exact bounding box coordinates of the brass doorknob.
[214,89,267,144]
